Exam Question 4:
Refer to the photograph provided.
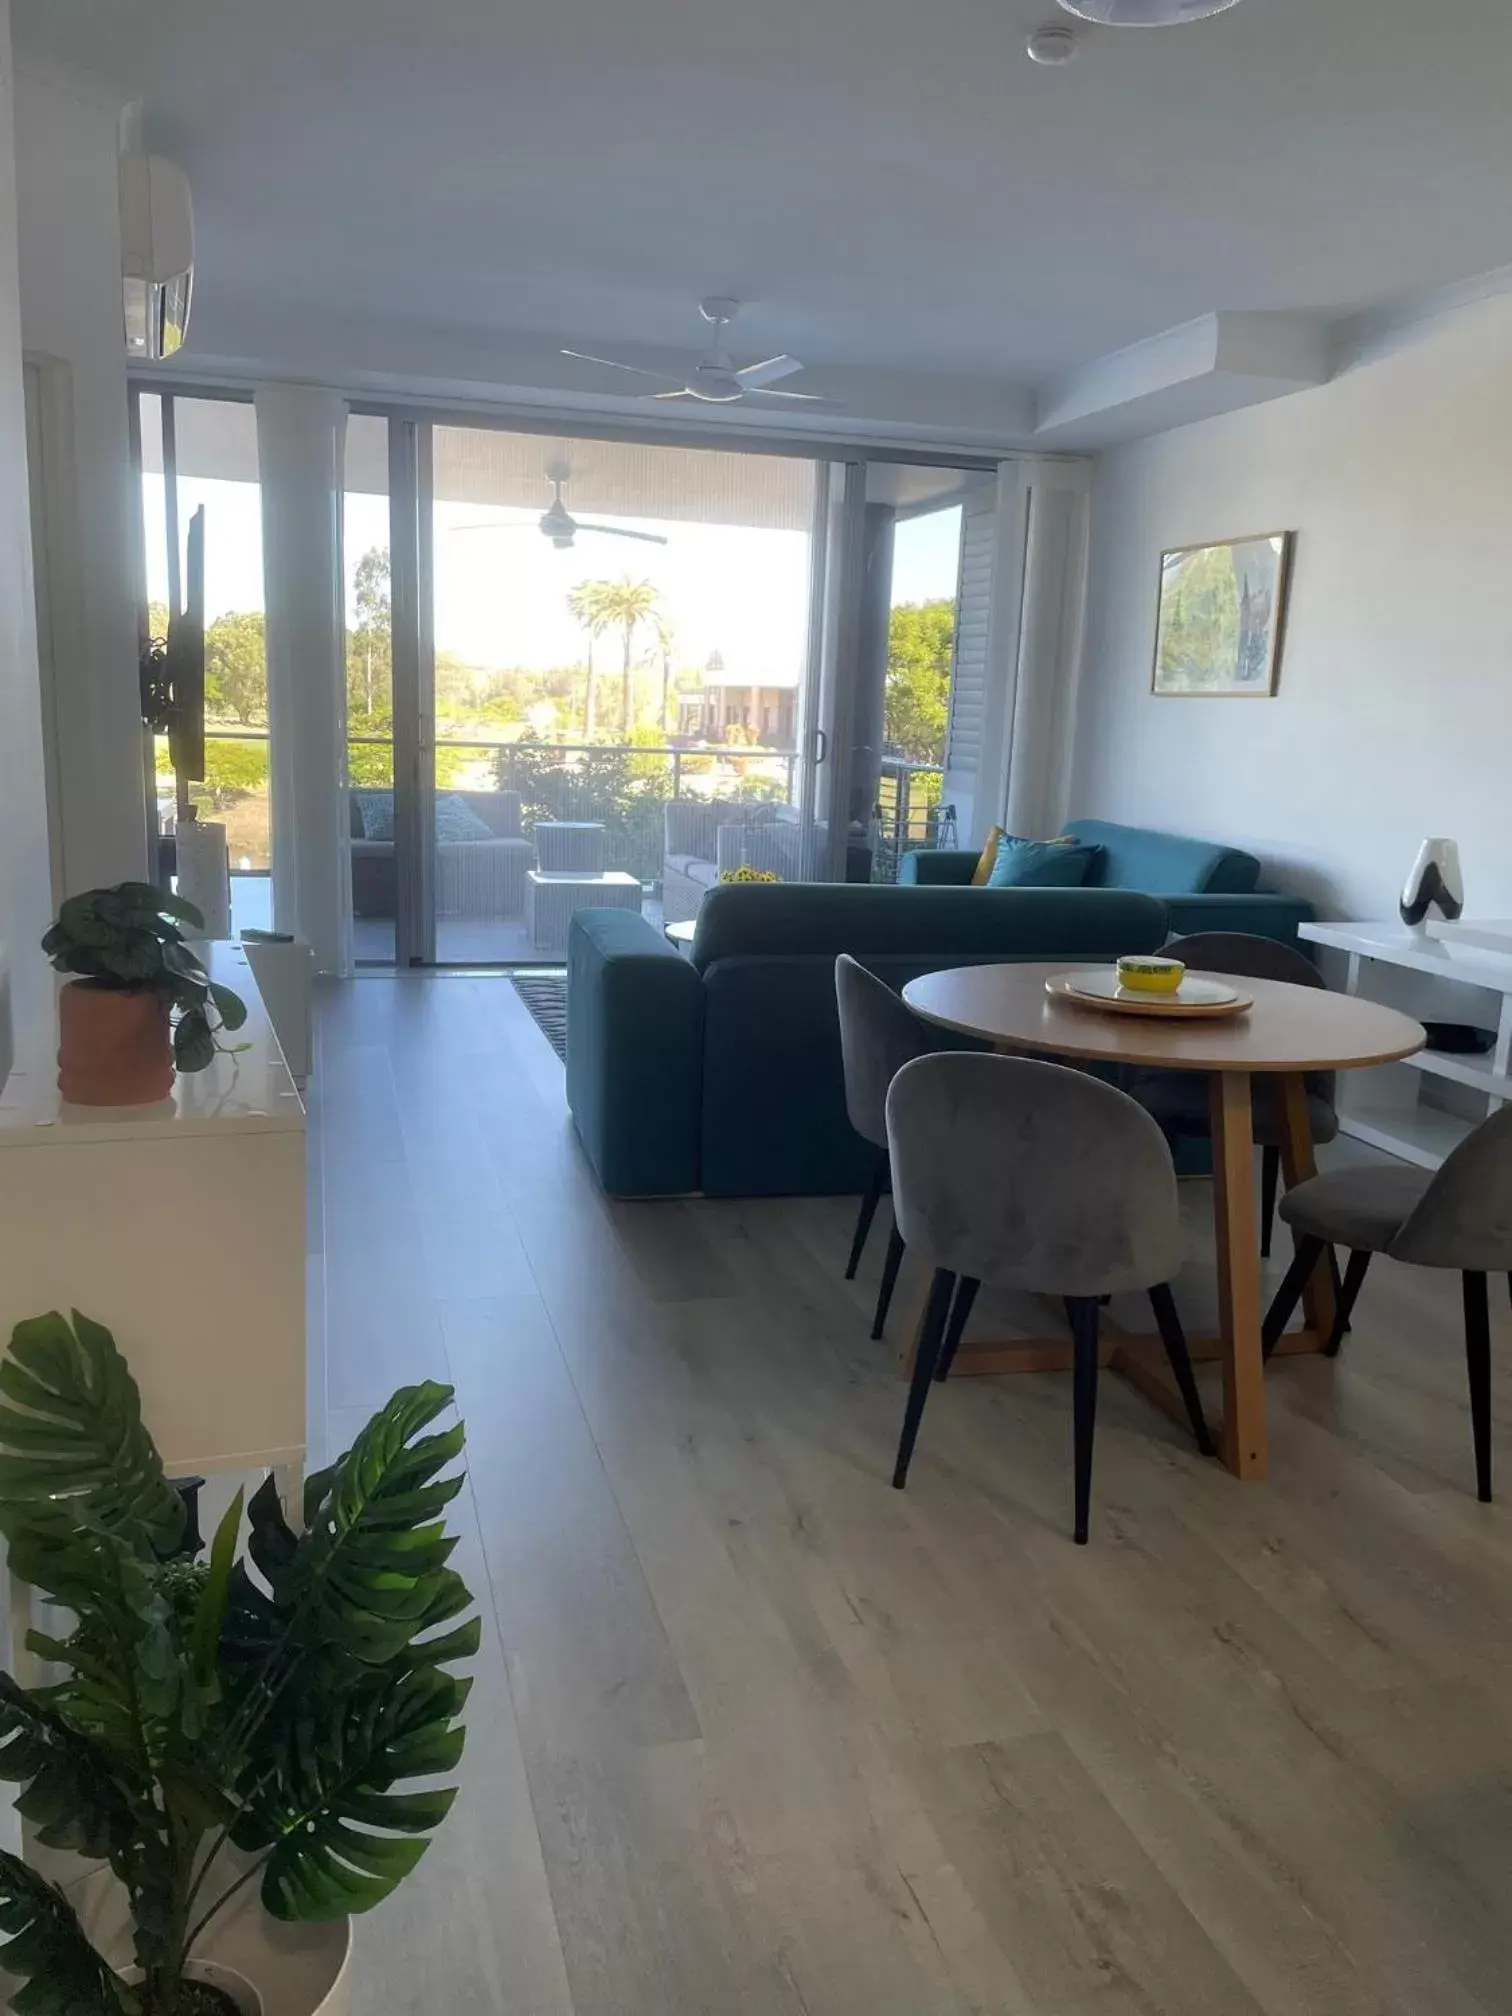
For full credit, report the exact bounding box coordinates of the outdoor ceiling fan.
[562,297,833,406]
[454,463,668,551]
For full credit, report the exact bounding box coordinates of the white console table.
[1300,921,1512,1168]
[0,942,307,1478]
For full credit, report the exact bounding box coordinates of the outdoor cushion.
[986,838,1099,889]
[353,790,395,842]
[435,795,495,842]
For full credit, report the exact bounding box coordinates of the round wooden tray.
[1046,969,1254,1020]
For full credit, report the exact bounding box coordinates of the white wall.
[1069,293,1512,919]
[0,12,55,1053]
[15,65,147,894]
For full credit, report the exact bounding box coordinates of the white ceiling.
[15,0,1512,448]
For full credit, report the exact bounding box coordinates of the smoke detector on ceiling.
[1057,0,1244,22]
[1026,23,1080,63]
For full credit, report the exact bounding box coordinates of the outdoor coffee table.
[901,962,1424,1481]
[526,869,641,953]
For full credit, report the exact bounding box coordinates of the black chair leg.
[871,1224,906,1341]
[1147,1283,1213,1457]
[934,1277,980,1382]
[846,1149,887,1280]
[1067,1297,1101,1545]
[893,1269,955,1489]
[1326,1250,1372,1356]
[1259,1146,1280,1259]
[1462,1271,1493,1504]
[1261,1235,1325,1360]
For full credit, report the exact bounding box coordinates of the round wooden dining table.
[900,962,1425,1481]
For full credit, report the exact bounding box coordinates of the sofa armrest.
[1160,892,1316,946]
[899,849,980,887]
[566,910,705,1196]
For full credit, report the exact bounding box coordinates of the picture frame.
[1151,531,1295,698]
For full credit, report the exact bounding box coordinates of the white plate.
[1048,969,1252,1019]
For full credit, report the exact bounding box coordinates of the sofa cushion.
[352,789,395,842]
[435,794,495,842]
[1060,818,1261,896]
[986,837,1100,889]
[690,882,1167,974]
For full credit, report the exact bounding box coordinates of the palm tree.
[589,577,661,738]
[567,582,611,740]
[651,611,677,735]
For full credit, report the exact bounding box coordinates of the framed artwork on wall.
[1151,531,1295,697]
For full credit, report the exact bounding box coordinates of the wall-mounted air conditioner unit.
[120,152,193,359]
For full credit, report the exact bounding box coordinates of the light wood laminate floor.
[311,974,1512,2016]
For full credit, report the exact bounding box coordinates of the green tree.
[348,545,392,723]
[567,581,611,740]
[204,610,268,726]
[884,598,954,763]
[198,736,269,808]
[570,578,661,739]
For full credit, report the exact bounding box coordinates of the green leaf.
[192,1488,243,1687]
[172,1008,216,1073]
[0,1313,184,1560]
[207,982,248,1031]
[241,1667,465,1924]
[0,1850,128,2015]
[0,1675,136,1859]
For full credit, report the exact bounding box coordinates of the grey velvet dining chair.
[1123,931,1339,1258]
[1262,1105,1512,1502]
[834,953,932,1340]
[885,1051,1212,1544]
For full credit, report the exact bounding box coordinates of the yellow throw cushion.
[971,827,1006,886]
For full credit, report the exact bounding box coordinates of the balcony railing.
[164,729,946,889]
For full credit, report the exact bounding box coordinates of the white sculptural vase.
[1400,838,1464,932]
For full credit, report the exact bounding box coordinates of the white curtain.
[254,386,353,977]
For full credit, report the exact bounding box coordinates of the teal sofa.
[566,818,1315,1200]
[902,817,1310,942]
[569,882,1180,1198]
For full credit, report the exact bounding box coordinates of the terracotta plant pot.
[56,980,174,1105]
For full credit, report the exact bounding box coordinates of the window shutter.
[944,490,995,778]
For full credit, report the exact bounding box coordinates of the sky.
[144,476,962,687]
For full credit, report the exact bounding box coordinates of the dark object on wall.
[1423,1022,1496,1056]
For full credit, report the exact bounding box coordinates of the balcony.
[164,734,945,963]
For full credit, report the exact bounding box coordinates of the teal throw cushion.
[986,836,1099,889]
[435,795,494,842]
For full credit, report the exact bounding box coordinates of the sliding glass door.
[371,425,831,963]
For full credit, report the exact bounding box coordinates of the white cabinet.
[1300,922,1512,1169]
[0,943,306,1476]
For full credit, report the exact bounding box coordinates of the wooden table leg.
[1210,1071,1267,1479]
[1277,1071,1337,1341]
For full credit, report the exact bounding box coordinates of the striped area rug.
[510,971,567,1062]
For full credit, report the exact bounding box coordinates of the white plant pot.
[65,1862,353,2016]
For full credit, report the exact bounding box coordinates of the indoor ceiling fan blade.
[647,389,696,401]
[575,523,670,545]
[737,354,804,389]
[561,348,685,386]
[746,386,835,403]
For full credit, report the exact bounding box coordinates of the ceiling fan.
[562,297,832,406]
[454,463,668,551]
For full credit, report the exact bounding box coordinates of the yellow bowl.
[1116,955,1186,995]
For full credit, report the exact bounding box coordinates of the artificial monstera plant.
[0,1312,475,2016]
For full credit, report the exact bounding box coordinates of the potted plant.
[42,884,248,1104]
[0,1311,475,2015]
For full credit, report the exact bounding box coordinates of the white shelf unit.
[1300,921,1512,1169]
